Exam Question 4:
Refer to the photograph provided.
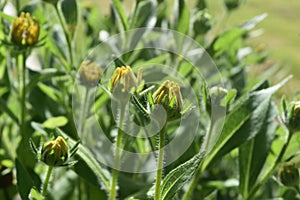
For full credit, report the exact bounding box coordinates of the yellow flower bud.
[111,66,141,92]
[278,165,300,187]
[11,12,40,47]
[41,136,68,167]
[152,80,183,121]
[79,60,102,87]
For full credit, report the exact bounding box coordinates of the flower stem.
[246,130,293,200]
[110,107,125,200]
[42,166,53,197]
[154,125,166,200]
[183,119,214,200]
[54,5,73,69]
[21,52,27,139]
[78,88,90,136]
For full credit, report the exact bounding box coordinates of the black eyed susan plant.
[1,0,300,200]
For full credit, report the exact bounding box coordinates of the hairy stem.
[154,125,166,200]
[20,52,27,139]
[42,166,53,197]
[54,5,73,69]
[110,107,125,200]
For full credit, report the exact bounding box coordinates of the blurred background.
[91,0,300,97]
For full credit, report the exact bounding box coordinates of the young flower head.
[111,66,141,93]
[223,0,241,11]
[152,80,183,121]
[11,12,40,47]
[283,101,300,133]
[79,60,102,87]
[278,164,300,187]
[41,136,68,167]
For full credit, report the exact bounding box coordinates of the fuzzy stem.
[78,88,90,136]
[154,125,166,200]
[54,5,73,69]
[246,130,293,200]
[183,119,214,200]
[110,107,125,200]
[20,52,27,139]
[42,166,53,197]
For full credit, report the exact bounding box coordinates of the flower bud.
[152,80,183,121]
[193,10,213,35]
[206,86,228,115]
[111,66,141,93]
[79,60,102,87]
[285,101,300,133]
[278,165,300,187]
[11,12,40,47]
[41,136,68,167]
[223,0,241,11]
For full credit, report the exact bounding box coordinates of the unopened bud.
[41,136,68,167]
[152,80,183,121]
[11,12,40,47]
[111,66,141,93]
[279,165,299,187]
[79,60,102,87]
[224,0,241,11]
[285,101,300,133]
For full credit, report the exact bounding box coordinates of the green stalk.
[15,0,20,12]
[79,88,90,136]
[183,120,214,200]
[110,107,125,200]
[54,5,73,69]
[246,130,293,200]
[42,166,53,197]
[154,125,166,200]
[20,52,27,139]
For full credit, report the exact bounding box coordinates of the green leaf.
[160,152,204,200]
[0,11,15,22]
[27,69,65,92]
[212,28,246,58]
[112,0,129,31]
[16,159,33,200]
[29,188,44,200]
[240,13,268,30]
[202,76,292,170]
[238,102,278,198]
[38,82,59,102]
[43,116,68,129]
[0,97,19,124]
[130,0,157,29]
[61,0,78,36]
[174,0,190,34]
